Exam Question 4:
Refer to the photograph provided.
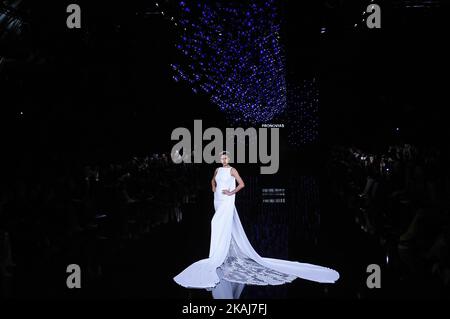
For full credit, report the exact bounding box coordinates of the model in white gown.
[174,163,340,289]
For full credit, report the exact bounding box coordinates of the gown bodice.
[214,167,236,202]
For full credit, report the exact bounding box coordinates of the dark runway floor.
[4,170,444,299]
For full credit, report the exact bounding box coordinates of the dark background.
[1,0,449,300]
[1,0,448,167]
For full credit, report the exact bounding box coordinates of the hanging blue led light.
[285,79,320,146]
[171,0,287,124]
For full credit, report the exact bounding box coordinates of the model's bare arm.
[211,168,218,192]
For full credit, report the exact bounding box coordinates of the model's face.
[220,155,229,166]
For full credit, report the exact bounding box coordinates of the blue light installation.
[171,0,287,124]
[285,79,319,145]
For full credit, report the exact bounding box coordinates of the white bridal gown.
[173,167,339,288]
